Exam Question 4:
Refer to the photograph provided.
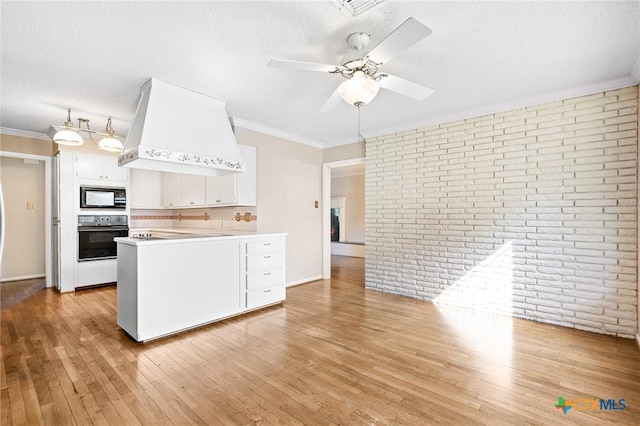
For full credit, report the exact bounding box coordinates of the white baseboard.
[331,242,365,258]
[1,274,45,283]
[287,275,323,287]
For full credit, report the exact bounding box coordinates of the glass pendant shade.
[98,136,124,153]
[338,71,380,106]
[53,128,84,146]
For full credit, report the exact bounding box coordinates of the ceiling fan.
[268,17,434,113]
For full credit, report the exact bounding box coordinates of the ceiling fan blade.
[367,17,432,65]
[268,59,339,73]
[379,74,434,101]
[318,88,343,113]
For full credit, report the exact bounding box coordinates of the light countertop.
[115,232,286,246]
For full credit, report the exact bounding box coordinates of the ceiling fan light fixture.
[346,32,371,51]
[343,57,365,70]
[341,32,370,69]
[269,17,433,113]
[338,71,379,106]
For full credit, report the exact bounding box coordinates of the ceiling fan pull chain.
[356,101,363,143]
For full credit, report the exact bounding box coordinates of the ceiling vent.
[331,0,385,17]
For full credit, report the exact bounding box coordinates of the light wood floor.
[2,255,639,425]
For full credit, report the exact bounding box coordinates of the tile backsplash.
[130,207,257,232]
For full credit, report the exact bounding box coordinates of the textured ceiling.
[1,1,639,148]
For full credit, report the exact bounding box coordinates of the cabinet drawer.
[246,268,285,290]
[246,285,285,309]
[246,253,284,272]
[246,239,285,254]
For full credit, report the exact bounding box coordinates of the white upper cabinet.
[130,169,163,209]
[162,172,206,208]
[162,172,182,208]
[205,173,236,205]
[206,144,257,207]
[181,174,206,207]
[130,144,256,210]
[75,154,128,183]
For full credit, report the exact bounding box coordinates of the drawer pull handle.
[264,256,271,259]
[264,272,271,276]
[264,289,272,293]
[264,243,271,246]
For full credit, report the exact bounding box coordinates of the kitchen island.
[115,233,286,342]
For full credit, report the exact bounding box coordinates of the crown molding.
[365,76,639,142]
[321,136,365,149]
[0,127,50,141]
[232,118,324,149]
[3,75,638,151]
[282,75,640,149]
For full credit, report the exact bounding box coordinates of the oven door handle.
[78,226,129,232]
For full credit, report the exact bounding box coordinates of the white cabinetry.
[116,234,286,342]
[206,144,257,207]
[76,153,128,182]
[56,151,77,293]
[77,259,117,287]
[56,151,127,293]
[130,169,163,209]
[181,174,206,207]
[162,173,206,208]
[130,144,256,210]
[162,172,182,208]
[117,239,241,342]
[241,236,286,309]
[205,173,236,205]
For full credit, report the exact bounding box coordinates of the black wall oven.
[78,215,128,261]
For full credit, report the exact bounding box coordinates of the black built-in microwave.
[80,186,126,209]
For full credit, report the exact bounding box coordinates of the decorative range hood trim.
[118,145,245,173]
[118,78,244,176]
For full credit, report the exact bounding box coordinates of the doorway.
[321,157,365,279]
[0,152,52,287]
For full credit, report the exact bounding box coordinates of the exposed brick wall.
[365,86,638,338]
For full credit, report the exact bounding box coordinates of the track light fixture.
[50,108,123,153]
[98,118,124,152]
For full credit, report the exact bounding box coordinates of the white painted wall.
[235,127,323,285]
[366,86,638,339]
[0,156,45,280]
[323,142,365,163]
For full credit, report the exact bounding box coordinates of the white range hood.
[118,78,244,176]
